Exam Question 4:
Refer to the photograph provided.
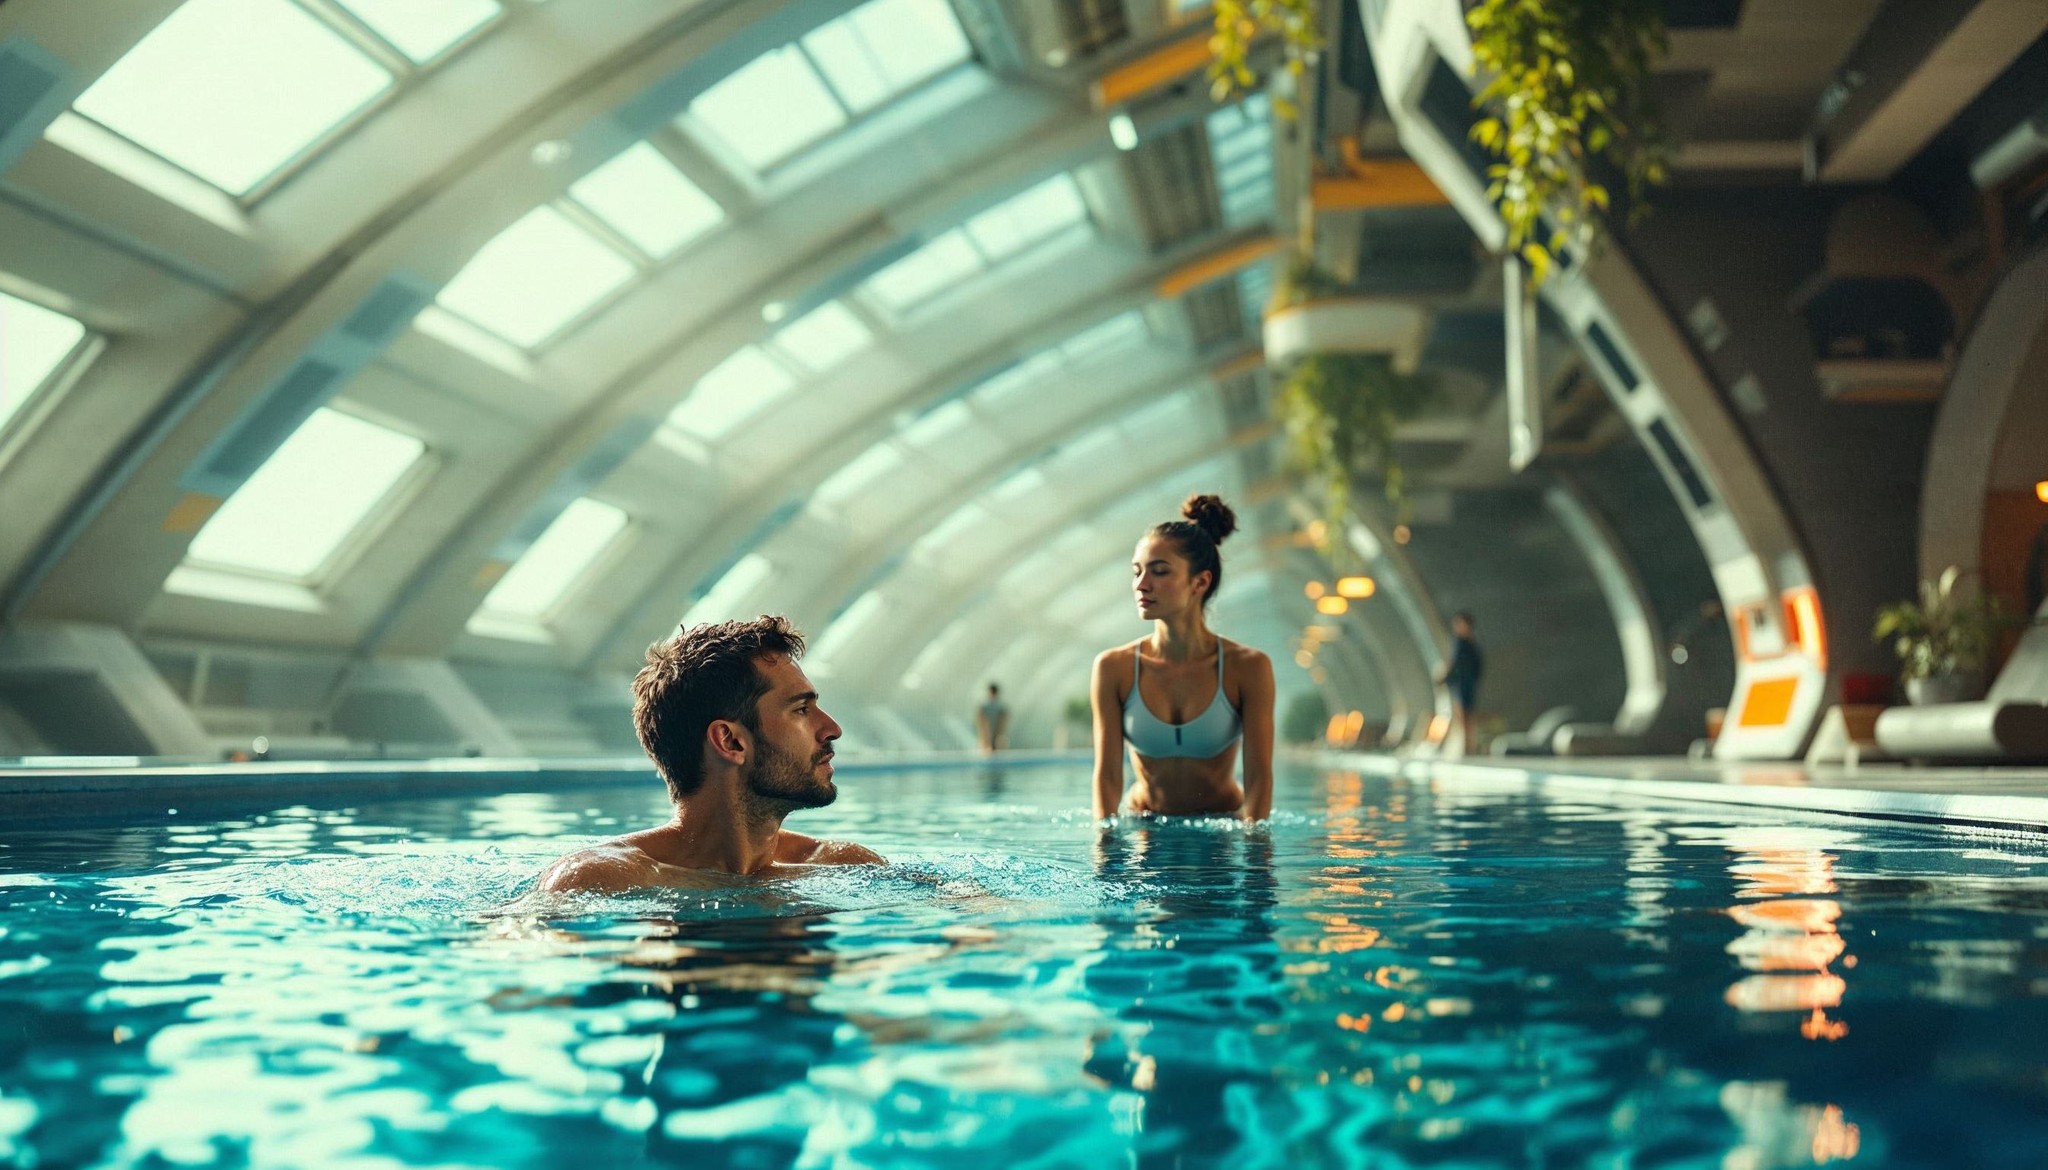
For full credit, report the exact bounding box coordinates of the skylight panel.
[333,0,500,63]
[810,590,887,662]
[681,553,773,628]
[1220,153,1269,195]
[802,0,972,115]
[688,47,847,172]
[864,231,982,311]
[569,142,724,259]
[71,0,392,196]
[898,398,970,449]
[814,442,906,509]
[667,346,797,439]
[474,497,629,621]
[770,302,872,373]
[0,292,88,433]
[435,206,638,348]
[185,408,424,580]
[964,174,1087,261]
[967,351,1061,409]
[1061,311,1147,359]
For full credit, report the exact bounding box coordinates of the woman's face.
[1132,534,1208,620]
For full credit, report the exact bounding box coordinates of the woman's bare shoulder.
[1092,641,1141,676]
[1221,638,1271,667]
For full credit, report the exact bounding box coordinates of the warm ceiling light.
[1392,524,1411,544]
[1336,575,1376,599]
[1108,112,1138,151]
[1304,581,1327,599]
[1315,595,1349,615]
[1305,519,1327,544]
[2037,480,2048,503]
[1294,650,1314,668]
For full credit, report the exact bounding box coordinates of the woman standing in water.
[1091,494,1275,820]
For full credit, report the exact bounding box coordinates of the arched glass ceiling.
[2,0,1318,732]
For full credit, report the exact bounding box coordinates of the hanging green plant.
[1275,351,1434,534]
[1207,0,1320,118]
[1465,0,1671,284]
[1272,249,1346,308]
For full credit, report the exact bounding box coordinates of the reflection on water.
[0,766,2045,1168]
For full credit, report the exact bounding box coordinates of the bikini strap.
[1132,643,1142,683]
[1216,638,1226,686]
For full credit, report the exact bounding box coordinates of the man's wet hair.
[634,615,805,800]
[1454,611,1476,628]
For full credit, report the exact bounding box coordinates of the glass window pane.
[333,0,499,63]
[186,407,424,580]
[477,497,629,620]
[0,292,88,433]
[666,346,797,439]
[72,0,392,195]
[863,230,982,311]
[770,301,871,372]
[569,142,724,258]
[964,174,1087,261]
[436,206,638,348]
[688,47,846,172]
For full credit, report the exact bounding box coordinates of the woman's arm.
[1090,649,1126,819]
[1238,650,1277,821]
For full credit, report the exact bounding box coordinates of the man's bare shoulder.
[775,829,885,866]
[536,841,663,894]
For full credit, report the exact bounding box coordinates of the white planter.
[1263,299,1430,371]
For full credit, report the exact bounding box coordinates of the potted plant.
[1873,567,2008,705]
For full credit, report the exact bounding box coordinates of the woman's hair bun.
[1181,493,1237,545]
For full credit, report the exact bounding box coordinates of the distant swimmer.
[535,616,882,894]
[975,682,1009,753]
[1091,494,1275,821]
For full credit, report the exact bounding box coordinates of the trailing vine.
[1465,0,1670,284]
[1207,0,1320,118]
[1276,351,1434,527]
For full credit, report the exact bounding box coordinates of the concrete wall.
[1397,487,1625,732]
[1625,189,1939,684]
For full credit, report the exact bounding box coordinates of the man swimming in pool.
[535,615,882,893]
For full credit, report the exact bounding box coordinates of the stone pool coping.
[0,750,1093,822]
[1327,752,2048,836]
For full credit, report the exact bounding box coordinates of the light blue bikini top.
[1121,642,1243,760]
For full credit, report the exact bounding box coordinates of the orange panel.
[1309,163,1447,211]
[1736,676,1800,728]
[1091,35,1211,108]
[1156,235,1280,299]
[161,492,223,534]
[1782,587,1827,672]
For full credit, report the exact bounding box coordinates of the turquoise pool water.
[1,763,2045,1168]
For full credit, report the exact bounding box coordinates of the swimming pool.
[2,762,2044,1168]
